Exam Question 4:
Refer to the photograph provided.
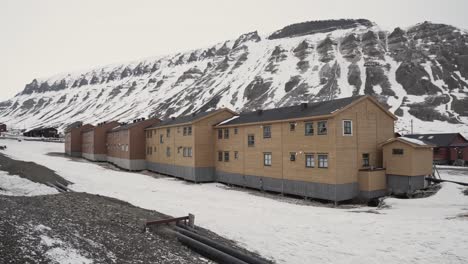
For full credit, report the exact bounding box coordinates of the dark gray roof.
[405,133,467,147]
[110,118,159,132]
[148,109,219,129]
[218,96,364,126]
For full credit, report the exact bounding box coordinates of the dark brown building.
[82,121,120,161]
[405,133,468,165]
[107,117,160,170]
[65,123,95,157]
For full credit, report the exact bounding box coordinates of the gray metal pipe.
[176,232,248,264]
[175,226,270,264]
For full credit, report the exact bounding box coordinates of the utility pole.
[411,119,413,134]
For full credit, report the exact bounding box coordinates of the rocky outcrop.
[1,19,467,134]
[268,19,373,39]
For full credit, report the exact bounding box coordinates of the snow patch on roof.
[400,136,429,146]
[217,116,239,126]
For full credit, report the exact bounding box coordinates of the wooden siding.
[216,97,395,185]
[382,141,432,176]
[146,110,235,169]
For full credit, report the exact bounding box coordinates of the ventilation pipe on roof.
[171,117,176,120]
[301,103,308,110]
[257,109,263,115]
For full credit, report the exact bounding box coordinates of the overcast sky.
[1,0,467,101]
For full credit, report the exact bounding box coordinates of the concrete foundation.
[358,189,388,199]
[387,174,427,195]
[82,153,107,162]
[107,156,146,171]
[146,161,215,182]
[215,170,358,201]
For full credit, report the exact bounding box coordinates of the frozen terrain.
[1,139,468,264]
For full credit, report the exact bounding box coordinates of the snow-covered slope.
[1,19,467,134]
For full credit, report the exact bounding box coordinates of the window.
[305,122,314,136]
[318,154,328,168]
[434,147,440,154]
[166,128,170,137]
[263,153,272,166]
[263,125,271,138]
[289,122,296,131]
[218,129,223,139]
[234,128,238,134]
[343,120,353,135]
[362,153,370,167]
[224,151,230,162]
[153,146,157,152]
[248,134,255,147]
[166,147,171,157]
[305,154,315,168]
[224,128,229,139]
[392,148,404,155]
[317,121,327,135]
[290,152,296,161]
[177,127,180,133]
[177,147,181,154]
[147,146,152,155]
[160,134,164,144]
[218,151,223,162]
[187,147,192,157]
[183,126,192,136]
[183,147,192,157]
[234,151,239,159]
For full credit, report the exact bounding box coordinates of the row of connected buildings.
[65,96,436,202]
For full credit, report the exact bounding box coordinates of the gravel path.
[0,192,212,264]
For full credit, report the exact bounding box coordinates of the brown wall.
[215,97,396,185]
[334,99,395,184]
[65,124,94,154]
[383,141,433,176]
[107,118,160,160]
[358,169,386,191]
[82,121,119,155]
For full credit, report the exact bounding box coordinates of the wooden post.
[188,213,195,228]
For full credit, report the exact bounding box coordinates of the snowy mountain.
[1,19,467,135]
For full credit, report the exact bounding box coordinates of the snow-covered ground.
[1,139,467,264]
[0,171,58,196]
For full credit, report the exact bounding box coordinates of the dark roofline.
[147,108,237,129]
[108,117,160,133]
[217,96,392,127]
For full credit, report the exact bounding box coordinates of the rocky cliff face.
[1,19,467,135]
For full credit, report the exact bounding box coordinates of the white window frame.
[342,120,353,136]
[263,152,272,166]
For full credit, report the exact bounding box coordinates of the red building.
[405,133,468,165]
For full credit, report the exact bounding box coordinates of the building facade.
[145,109,236,182]
[107,117,160,170]
[81,121,119,161]
[405,133,468,165]
[65,124,94,157]
[215,96,396,201]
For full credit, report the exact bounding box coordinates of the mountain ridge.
[1,19,467,136]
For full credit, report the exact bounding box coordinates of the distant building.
[81,121,120,161]
[0,123,6,132]
[106,117,160,171]
[405,133,468,165]
[65,123,95,157]
[23,127,58,138]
